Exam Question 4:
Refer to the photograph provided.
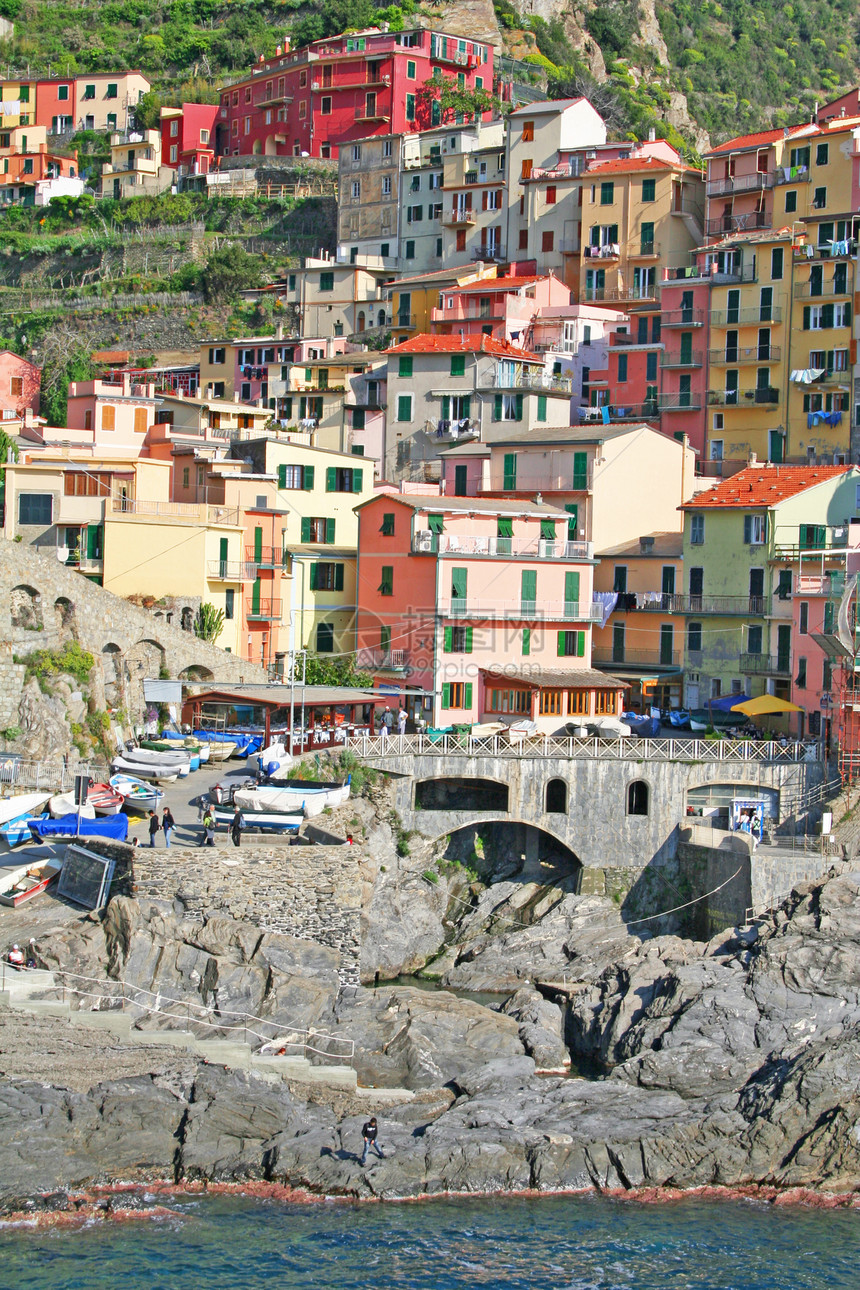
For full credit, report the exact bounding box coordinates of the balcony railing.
[660,308,706,327]
[592,646,681,667]
[706,172,774,197]
[109,498,240,525]
[709,346,782,365]
[653,594,767,615]
[793,280,852,300]
[707,387,780,406]
[245,597,283,621]
[705,212,772,238]
[245,545,287,568]
[580,402,660,422]
[581,285,660,304]
[794,240,857,261]
[530,163,584,180]
[354,105,390,121]
[387,313,416,329]
[658,392,703,411]
[443,210,476,226]
[208,560,259,581]
[426,418,480,442]
[413,532,593,560]
[661,350,704,367]
[584,243,620,260]
[357,648,409,671]
[772,165,810,186]
[628,241,661,259]
[437,598,604,621]
[710,306,783,326]
[472,245,507,262]
[739,653,791,676]
[483,371,573,394]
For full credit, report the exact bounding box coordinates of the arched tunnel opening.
[440,821,583,895]
[415,777,509,812]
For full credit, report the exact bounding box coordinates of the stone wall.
[129,844,362,985]
[0,537,269,742]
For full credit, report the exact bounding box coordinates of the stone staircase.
[0,968,358,1091]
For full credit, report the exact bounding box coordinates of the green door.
[454,464,468,496]
[253,526,263,562]
[521,569,536,615]
[777,623,791,671]
[86,524,103,560]
[503,453,517,489]
[573,452,588,489]
[565,504,578,542]
[451,567,467,614]
[679,332,693,364]
[659,624,674,665]
[251,578,261,615]
[564,571,580,618]
[219,536,229,577]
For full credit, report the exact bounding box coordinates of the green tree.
[201,245,263,303]
[304,654,372,687]
[194,603,225,642]
[0,428,18,507]
[416,74,499,126]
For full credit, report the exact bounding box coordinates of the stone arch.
[252,139,263,155]
[357,310,366,332]
[181,607,194,632]
[627,779,650,816]
[11,584,43,631]
[102,642,123,706]
[545,778,568,814]
[415,777,509,812]
[180,664,214,682]
[125,638,166,683]
[53,595,77,640]
[377,308,386,327]
[437,820,583,891]
[265,135,278,156]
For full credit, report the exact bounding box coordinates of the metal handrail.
[344,733,816,763]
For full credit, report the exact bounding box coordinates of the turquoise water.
[2,1194,859,1289]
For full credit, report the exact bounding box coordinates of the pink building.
[160,103,219,173]
[64,374,157,446]
[354,491,618,731]
[430,274,571,342]
[0,350,41,422]
[793,533,860,746]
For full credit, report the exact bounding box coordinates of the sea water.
[2,1193,858,1290]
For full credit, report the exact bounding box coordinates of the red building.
[160,103,219,174]
[215,26,493,161]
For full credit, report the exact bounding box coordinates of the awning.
[602,667,683,681]
[731,695,804,716]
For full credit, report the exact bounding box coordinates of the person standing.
[360,1117,384,1166]
[230,806,244,848]
[202,809,216,848]
[162,807,175,848]
[397,705,408,737]
[148,811,159,848]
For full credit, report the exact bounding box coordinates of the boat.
[234,777,351,818]
[139,740,201,770]
[48,793,96,820]
[622,712,661,737]
[87,782,125,816]
[506,719,538,744]
[0,793,53,846]
[587,717,630,738]
[211,806,302,834]
[111,756,179,784]
[668,710,691,730]
[689,709,740,733]
[468,722,507,739]
[0,857,63,907]
[121,748,192,776]
[29,813,129,842]
[235,735,263,759]
[193,732,238,760]
[109,774,165,814]
[257,741,292,777]
[1,812,49,846]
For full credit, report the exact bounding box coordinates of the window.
[182,466,190,488]
[170,145,178,162]
[488,688,530,714]
[441,681,472,710]
[101,405,115,431]
[541,230,554,253]
[407,204,422,222]
[397,394,413,421]
[642,177,655,202]
[325,466,363,493]
[300,516,336,545]
[63,473,110,497]
[799,602,809,635]
[22,158,33,174]
[557,630,586,657]
[277,463,314,490]
[200,129,209,144]
[382,175,391,196]
[522,120,534,141]
[816,142,829,166]
[538,689,563,716]
[319,272,334,292]
[225,589,234,620]
[545,184,556,205]
[687,622,702,653]
[813,185,827,209]
[595,689,617,715]
[133,407,147,434]
[617,353,628,383]
[568,689,589,716]
[600,181,614,205]
[747,625,763,655]
[106,83,118,99]
[352,181,361,200]
[771,247,784,280]
[310,562,344,592]
[316,622,334,653]
[18,494,52,525]
[398,356,413,378]
[785,190,797,214]
[407,59,416,78]
[406,94,415,122]
[208,347,225,365]
[443,624,473,653]
[383,140,392,158]
[381,512,395,535]
[627,781,649,816]
[743,514,766,545]
[405,240,415,259]
[321,96,332,114]
[690,513,704,544]
[450,355,465,377]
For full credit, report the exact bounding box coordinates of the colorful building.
[160,103,219,174]
[101,126,172,199]
[430,273,571,342]
[0,350,40,422]
[354,491,621,730]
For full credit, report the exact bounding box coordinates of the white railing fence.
[344,733,818,764]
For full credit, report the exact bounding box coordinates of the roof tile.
[384,334,542,361]
[682,464,853,509]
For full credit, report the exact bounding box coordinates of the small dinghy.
[0,793,52,846]
[122,747,192,776]
[109,774,164,814]
[0,857,63,906]
[111,756,179,784]
[211,807,302,834]
[668,709,690,730]
[87,782,125,815]
[48,793,96,820]
[235,777,351,818]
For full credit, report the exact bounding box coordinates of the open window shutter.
[464,682,473,708]
[441,395,450,419]
[540,519,555,540]
[253,527,263,561]
[494,394,502,420]
[515,393,523,421]
[444,626,453,652]
[743,515,752,544]
[465,626,473,653]
[303,465,315,490]
[803,306,811,330]
[557,630,566,656]
[522,628,530,656]
[325,517,335,544]
[335,563,344,591]
[576,630,585,657]
[301,516,311,543]
[441,684,451,710]
[352,469,363,493]
[452,567,467,600]
[497,517,513,538]
[309,563,318,590]
[326,466,336,491]
[823,303,834,329]
[278,464,287,488]
[565,571,580,607]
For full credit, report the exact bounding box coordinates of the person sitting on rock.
[6,945,25,969]
[360,1117,384,1166]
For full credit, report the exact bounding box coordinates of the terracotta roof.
[480,666,628,690]
[453,275,543,293]
[584,157,703,176]
[681,464,854,509]
[384,334,542,361]
[356,493,570,517]
[706,125,812,155]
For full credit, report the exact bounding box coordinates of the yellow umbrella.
[730,695,804,716]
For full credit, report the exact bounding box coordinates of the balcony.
[443,209,476,226]
[357,647,409,672]
[628,241,661,259]
[709,346,782,365]
[710,307,783,326]
[208,560,258,581]
[314,73,390,92]
[707,387,780,407]
[705,212,772,238]
[661,308,706,328]
[660,594,767,615]
[483,370,573,394]
[772,165,810,186]
[584,243,620,261]
[245,597,283,621]
[354,105,390,122]
[472,245,507,262]
[658,392,703,411]
[793,280,852,300]
[592,646,681,668]
[706,172,774,198]
[580,402,660,422]
[387,313,416,330]
[109,497,240,526]
[426,417,480,442]
[794,239,857,261]
[661,350,704,368]
[245,545,287,569]
[739,653,791,676]
[530,163,584,180]
[437,597,604,621]
[413,532,593,560]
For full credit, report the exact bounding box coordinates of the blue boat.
[622,712,661,737]
[669,710,691,729]
[1,812,49,846]
[29,813,129,841]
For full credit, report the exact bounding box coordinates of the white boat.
[506,720,538,744]
[234,779,350,818]
[109,773,165,812]
[48,793,96,820]
[205,740,238,762]
[121,748,191,778]
[212,807,302,834]
[0,793,51,828]
[258,742,293,777]
[198,743,211,764]
[87,782,125,816]
[0,857,63,906]
[111,756,179,784]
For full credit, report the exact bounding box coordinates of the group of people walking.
[144,804,245,848]
[147,809,175,847]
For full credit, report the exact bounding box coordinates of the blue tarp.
[708,693,752,713]
[28,813,129,841]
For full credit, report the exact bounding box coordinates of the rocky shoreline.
[2,797,860,1214]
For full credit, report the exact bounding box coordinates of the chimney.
[748,451,758,465]
[534,492,543,505]
[275,321,284,340]
[639,535,655,551]
[648,127,655,143]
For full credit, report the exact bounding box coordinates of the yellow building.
[387,263,494,346]
[0,79,37,129]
